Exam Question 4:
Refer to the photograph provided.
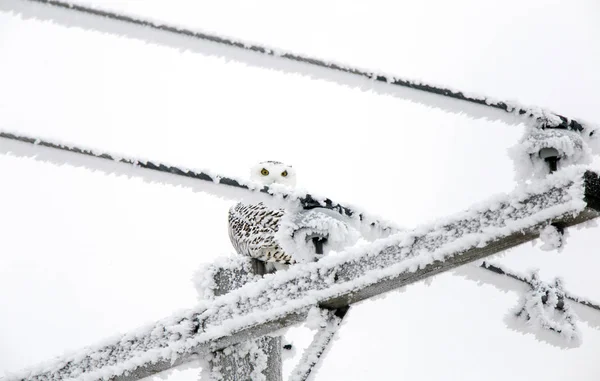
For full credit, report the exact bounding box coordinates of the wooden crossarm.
[5,169,599,381]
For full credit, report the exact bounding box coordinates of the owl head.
[251,161,296,187]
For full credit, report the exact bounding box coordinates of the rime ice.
[8,167,597,381]
[276,208,360,264]
[539,225,564,251]
[513,272,579,341]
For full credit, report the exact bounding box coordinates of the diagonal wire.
[480,261,600,312]
[17,0,588,132]
[0,130,400,238]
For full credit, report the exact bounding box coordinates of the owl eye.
[281,170,288,177]
[260,168,269,176]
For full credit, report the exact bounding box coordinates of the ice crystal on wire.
[513,271,579,341]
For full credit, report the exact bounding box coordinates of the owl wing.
[228,202,295,264]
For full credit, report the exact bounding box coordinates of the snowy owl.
[227,161,298,271]
[227,161,359,272]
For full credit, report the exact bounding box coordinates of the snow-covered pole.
[6,169,599,381]
[205,258,283,381]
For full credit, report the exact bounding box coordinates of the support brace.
[208,259,282,381]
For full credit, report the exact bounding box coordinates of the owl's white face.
[251,161,297,187]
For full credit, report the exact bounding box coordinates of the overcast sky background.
[1,1,599,380]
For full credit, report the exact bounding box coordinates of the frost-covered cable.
[20,0,592,132]
[480,261,600,312]
[289,307,348,381]
[0,130,399,239]
[513,271,579,340]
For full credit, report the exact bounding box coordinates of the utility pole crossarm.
[7,169,599,381]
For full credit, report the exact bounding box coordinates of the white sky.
[0,1,599,380]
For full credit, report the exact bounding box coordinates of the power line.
[480,262,600,312]
[20,0,587,132]
[0,131,399,237]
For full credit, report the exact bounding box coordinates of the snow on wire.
[5,167,599,381]
[480,263,585,341]
[289,308,347,381]
[15,0,600,133]
[0,130,400,241]
[480,261,600,313]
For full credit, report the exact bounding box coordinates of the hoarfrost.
[7,167,593,381]
[509,128,592,181]
[276,208,360,264]
[193,256,260,300]
[209,337,270,381]
[0,129,399,242]
[513,271,579,341]
[289,310,344,381]
[538,225,564,251]
[304,307,329,331]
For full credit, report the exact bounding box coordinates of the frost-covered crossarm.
[6,168,600,381]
